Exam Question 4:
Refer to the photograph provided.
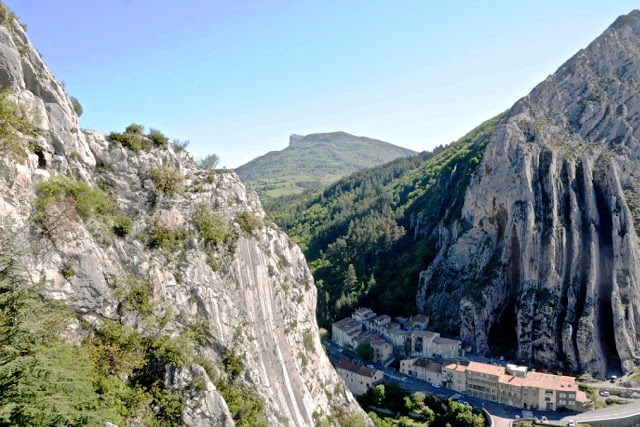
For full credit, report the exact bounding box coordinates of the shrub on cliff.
[149,165,184,196]
[192,203,231,246]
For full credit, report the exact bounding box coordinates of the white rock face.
[417,10,640,377]
[0,17,365,426]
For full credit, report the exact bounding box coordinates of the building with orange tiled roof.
[466,362,506,401]
[443,362,467,393]
[520,371,578,411]
[498,374,524,407]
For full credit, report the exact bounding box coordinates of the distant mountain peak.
[289,134,305,146]
[609,9,640,30]
[236,132,416,197]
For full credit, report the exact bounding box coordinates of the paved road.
[323,339,640,426]
[559,400,640,425]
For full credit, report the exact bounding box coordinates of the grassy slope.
[267,113,506,330]
[235,132,416,198]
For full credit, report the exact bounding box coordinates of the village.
[330,307,592,413]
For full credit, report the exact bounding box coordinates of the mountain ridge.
[269,9,640,378]
[235,131,416,198]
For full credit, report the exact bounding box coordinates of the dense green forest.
[266,113,506,332]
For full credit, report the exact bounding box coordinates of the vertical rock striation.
[417,10,640,376]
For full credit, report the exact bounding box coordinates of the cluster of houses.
[331,307,589,413]
[337,355,588,412]
[331,307,461,363]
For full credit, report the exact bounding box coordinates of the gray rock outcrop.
[0,14,365,426]
[417,10,640,377]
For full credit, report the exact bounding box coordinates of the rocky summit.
[235,131,416,198]
[0,7,366,427]
[418,9,640,377]
[269,9,640,380]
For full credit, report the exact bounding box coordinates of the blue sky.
[7,1,639,167]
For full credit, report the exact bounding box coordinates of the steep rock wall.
[417,10,640,377]
[0,16,365,426]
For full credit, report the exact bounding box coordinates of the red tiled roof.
[443,363,467,373]
[467,361,506,377]
[521,372,578,392]
[412,357,443,373]
[336,360,380,378]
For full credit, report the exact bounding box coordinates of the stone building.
[335,360,384,396]
[443,362,467,393]
[400,357,444,385]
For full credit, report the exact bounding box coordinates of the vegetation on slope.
[235,132,416,198]
[0,229,268,426]
[267,113,506,331]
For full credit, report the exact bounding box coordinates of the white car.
[432,383,441,388]
[541,416,548,424]
[600,391,610,397]
[366,365,374,369]
[567,420,575,427]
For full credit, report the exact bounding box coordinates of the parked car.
[366,365,374,369]
[541,416,548,424]
[461,401,470,407]
[610,375,617,383]
[432,383,441,388]
[600,391,610,397]
[499,356,505,361]
[567,420,575,427]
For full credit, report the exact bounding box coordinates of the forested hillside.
[236,132,415,198]
[267,113,506,331]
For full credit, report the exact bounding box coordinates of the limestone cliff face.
[0,17,364,426]
[417,10,640,377]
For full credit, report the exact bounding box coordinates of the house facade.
[400,357,444,385]
[335,360,384,396]
[443,362,467,393]
[465,362,505,402]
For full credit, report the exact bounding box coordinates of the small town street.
[323,338,640,426]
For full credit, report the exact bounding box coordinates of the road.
[558,400,640,425]
[323,339,640,426]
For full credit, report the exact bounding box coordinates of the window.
[559,400,566,405]
[568,401,574,406]
[560,393,566,398]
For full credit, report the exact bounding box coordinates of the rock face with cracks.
[0,14,365,427]
[417,10,640,377]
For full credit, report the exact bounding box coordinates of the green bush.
[148,128,169,148]
[147,217,191,253]
[109,131,150,152]
[235,211,263,234]
[0,87,37,161]
[192,203,231,246]
[172,138,189,152]
[303,331,314,351]
[114,276,154,315]
[113,216,132,237]
[198,154,220,170]
[125,123,144,134]
[149,165,184,195]
[222,347,244,380]
[35,176,116,223]
[70,96,83,117]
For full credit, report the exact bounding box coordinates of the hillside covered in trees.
[266,113,506,332]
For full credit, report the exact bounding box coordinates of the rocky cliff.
[417,10,640,377]
[0,8,366,426]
